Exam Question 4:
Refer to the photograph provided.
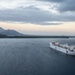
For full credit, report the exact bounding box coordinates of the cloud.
[39,0,75,12]
[0,0,35,9]
[0,0,75,25]
[39,0,64,3]
[0,6,75,25]
[39,22,63,25]
[58,0,75,12]
[0,6,62,25]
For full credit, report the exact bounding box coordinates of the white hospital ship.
[50,42,75,55]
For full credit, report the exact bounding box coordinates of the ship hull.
[50,42,75,55]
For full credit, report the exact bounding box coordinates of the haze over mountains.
[0,27,24,36]
[0,27,70,38]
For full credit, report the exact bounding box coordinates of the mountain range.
[0,27,70,38]
[0,27,24,36]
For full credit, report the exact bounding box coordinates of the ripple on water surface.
[0,38,75,75]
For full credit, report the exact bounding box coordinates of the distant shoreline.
[0,36,69,38]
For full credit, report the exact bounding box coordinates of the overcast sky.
[0,0,75,35]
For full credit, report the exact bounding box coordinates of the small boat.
[49,41,75,55]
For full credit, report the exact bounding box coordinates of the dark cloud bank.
[39,0,75,12]
[0,0,75,25]
[0,6,63,25]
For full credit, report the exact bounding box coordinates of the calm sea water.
[0,38,75,75]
